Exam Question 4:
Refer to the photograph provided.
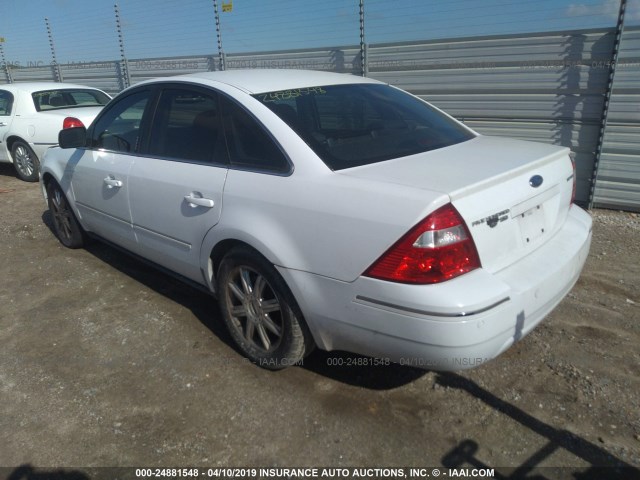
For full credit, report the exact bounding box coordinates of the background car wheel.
[46,181,86,249]
[217,246,313,370]
[12,141,40,182]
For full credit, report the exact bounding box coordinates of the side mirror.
[58,127,87,149]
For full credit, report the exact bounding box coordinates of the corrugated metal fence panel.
[128,55,214,85]
[6,62,123,95]
[3,28,639,210]
[60,61,123,96]
[226,46,362,74]
[368,29,615,205]
[8,66,56,83]
[367,30,615,69]
[593,26,640,211]
[462,120,598,200]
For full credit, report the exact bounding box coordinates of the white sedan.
[0,82,110,181]
[41,70,592,370]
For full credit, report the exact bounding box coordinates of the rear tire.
[46,180,86,249]
[12,141,40,182]
[216,246,313,370]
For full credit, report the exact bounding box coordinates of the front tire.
[46,181,86,249]
[12,141,40,182]
[217,247,313,370]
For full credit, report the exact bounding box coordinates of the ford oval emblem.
[529,175,544,188]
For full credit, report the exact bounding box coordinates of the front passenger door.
[71,89,152,250]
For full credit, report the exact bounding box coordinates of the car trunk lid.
[39,106,104,129]
[339,135,575,274]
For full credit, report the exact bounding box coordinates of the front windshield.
[32,89,110,112]
[254,83,474,170]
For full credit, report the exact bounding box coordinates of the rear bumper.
[279,205,592,370]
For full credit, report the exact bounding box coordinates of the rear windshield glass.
[254,83,474,170]
[32,89,110,112]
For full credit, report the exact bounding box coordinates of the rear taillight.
[569,152,577,205]
[364,203,481,284]
[63,117,84,129]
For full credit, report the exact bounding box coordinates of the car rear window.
[254,83,474,170]
[32,89,110,111]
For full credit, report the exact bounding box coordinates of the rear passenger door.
[127,85,228,283]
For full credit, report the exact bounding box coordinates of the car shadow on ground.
[0,162,18,180]
[40,209,236,349]
[41,209,427,391]
[87,240,236,346]
[5,465,89,480]
[437,373,640,479]
[302,350,426,389]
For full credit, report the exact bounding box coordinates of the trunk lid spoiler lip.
[336,135,570,200]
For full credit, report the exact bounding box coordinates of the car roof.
[140,69,385,94]
[0,82,104,93]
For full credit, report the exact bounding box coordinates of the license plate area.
[518,204,546,244]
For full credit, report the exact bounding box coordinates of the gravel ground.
[0,163,638,480]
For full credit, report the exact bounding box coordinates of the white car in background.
[41,70,592,370]
[0,82,110,181]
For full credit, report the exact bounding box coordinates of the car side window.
[91,90,150,153]
[147,87,226,164]
[220,96,290,174]
[0,90,13,116]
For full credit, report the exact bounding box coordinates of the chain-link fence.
[2,0,638,74]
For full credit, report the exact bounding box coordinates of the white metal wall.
[593,26,640,210]
[366,29,616,205]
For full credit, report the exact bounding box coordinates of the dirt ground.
[0,163,638,480]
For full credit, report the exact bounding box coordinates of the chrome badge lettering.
[472,209,510,228]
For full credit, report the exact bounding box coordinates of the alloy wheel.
[14,145,35,178]
[50,187,74,243]
[224,266,283,352]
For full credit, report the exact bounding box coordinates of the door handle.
[103,176,123,188]
[0,122,7,126]
[184,193,215,208]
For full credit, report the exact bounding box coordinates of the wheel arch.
[41,167,85,233]
[211,238,318,360]
[42,171,55,185]
[44,175,87,249]
[208,238,250,291]
[206,235,297,289]
[202,220,311,293]
[39,148,73,193]
[6,135,28,158]
[41,171,55,199]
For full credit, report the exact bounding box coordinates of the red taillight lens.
[364,203,481,284]
[63,117,84,129]
[569,152,577,205]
